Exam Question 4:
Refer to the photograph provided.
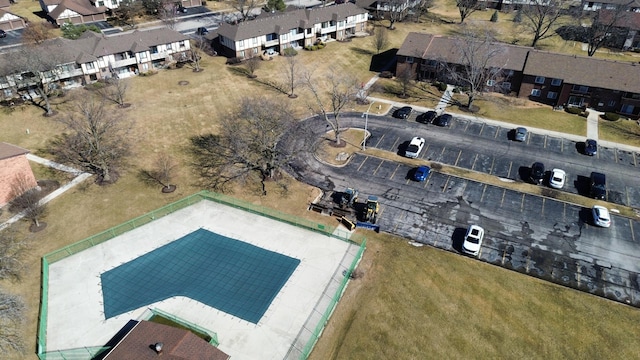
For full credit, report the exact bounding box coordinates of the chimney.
[154,342,164,355]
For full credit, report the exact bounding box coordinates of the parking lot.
[331,153,640,305]
[371,109,640,208]
[287,113,640,307]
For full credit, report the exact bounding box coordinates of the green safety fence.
[37,190,365,359]
[298,239,366,359]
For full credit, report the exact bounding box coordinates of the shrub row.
[304,43,326,51]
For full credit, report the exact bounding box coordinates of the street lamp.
[362,101,375,151]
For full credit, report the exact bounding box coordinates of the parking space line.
[390,137,400,153]
[389,164,400,180]
[454,150,462,166]
[506,161,513,178]
[560,139,564,152]
[489,157,496,175]
[480,184,487,202]
[442,177,450,193]
[356,157,368,171]
[633,152,638,166]
[541,197,545,216]
[372,159,384,175]
[630,219,635,242]
[420,144,430,159]
[627,187,631,207]
[463,121,470,131]
[494,126,500,138]
[479,123,485,136]
[471,153,479,169]
[500,188,506,206]
[544,135,548,148]
[520,193,525,212]
[373,133,386,148]
[614,149,619,164]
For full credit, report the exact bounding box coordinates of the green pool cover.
[100,228,300,323]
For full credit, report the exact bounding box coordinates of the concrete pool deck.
[46,200,360,359]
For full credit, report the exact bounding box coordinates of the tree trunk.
[34,217,40,227]
[38,86,53,115]
[467,93,475,108]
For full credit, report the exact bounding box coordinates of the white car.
[462,225,484,256]
[549,168,566,189]
[592,205,611,228]
[405,137,425,158]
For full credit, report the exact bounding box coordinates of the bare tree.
[97,77,130,107]
[189,97,309,194]
[159,0,179,30]
[372,26,389,54]
[457,0,479,24]
[583,9,631,56]
[396,65,413,99]
[21,21,55,45]
[445,27,506,109]
[1,44,67,116]
[306,71,358,145]
[8,174,47,231]
[245,56,261,78]
[49,96,132,184]
[521,0,564,47]
[0,229,30,282]
[0,289,25,353]
[112,0,143,27]
[386,0,410,30]
[139,153,178,192]
[231,0,259,21]
[415,0,435,20]
[283,54,303,98]
[189,37,208,72]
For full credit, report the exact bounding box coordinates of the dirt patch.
[178,80,190,86]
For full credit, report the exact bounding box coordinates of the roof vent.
[154,342,164,355]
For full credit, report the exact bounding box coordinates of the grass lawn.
[1,2,640,359]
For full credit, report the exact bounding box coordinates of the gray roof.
[523,51,640,93]
[397,32,532,71]
[217,3,367,41]
[48,0,106,18]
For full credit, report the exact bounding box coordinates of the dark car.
[434,113,452,127]
[584,139,597,156]
[514,127,527,142]
[177,5,187,13]
[394,106,413,119]
[590,172,606,200]
[196,27,209,36]
[0,29,6,38]
[413,165,431,182]
[417,110,437,124]
[530,162,545,185]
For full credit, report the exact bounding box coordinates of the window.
[535,76,545,84]
[239,50,245,58]
[166,43,172,51]
[501,82,511,90]
[151,46,158,54]
[486,79,496,86]
[551,78,562,86]
[266,33,277,41]
[531,89,541,97]
[139,52,147,59]
[572,85,589,93]
[111,0,117,5]
[406,56,414,64]
[142,63,149,71]
[253,48,258,54]
[179,41,185,48]
[86,62,95,70]
[253,37,258,45]
[289,29,297,36]
[547,91,558,99]
[621,104,635,114]
[427,60,437,66]
[608,100,616,107]
[306,28,312,35]
[97,0,104,6]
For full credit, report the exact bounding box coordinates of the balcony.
[110,58,137,68]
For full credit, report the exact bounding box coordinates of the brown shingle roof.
[217,3,367,41]
[0,0,11,8]
[0,142,29,160]
[103,320,230,360]
[595,9,640,30]
[523,51,640,93]
[48,0,106,18]
[398,32,532,71]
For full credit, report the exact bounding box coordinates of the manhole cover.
[178,80,189,86]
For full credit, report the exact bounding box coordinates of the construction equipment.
[339,188,358,209]
[363,195,379,224]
